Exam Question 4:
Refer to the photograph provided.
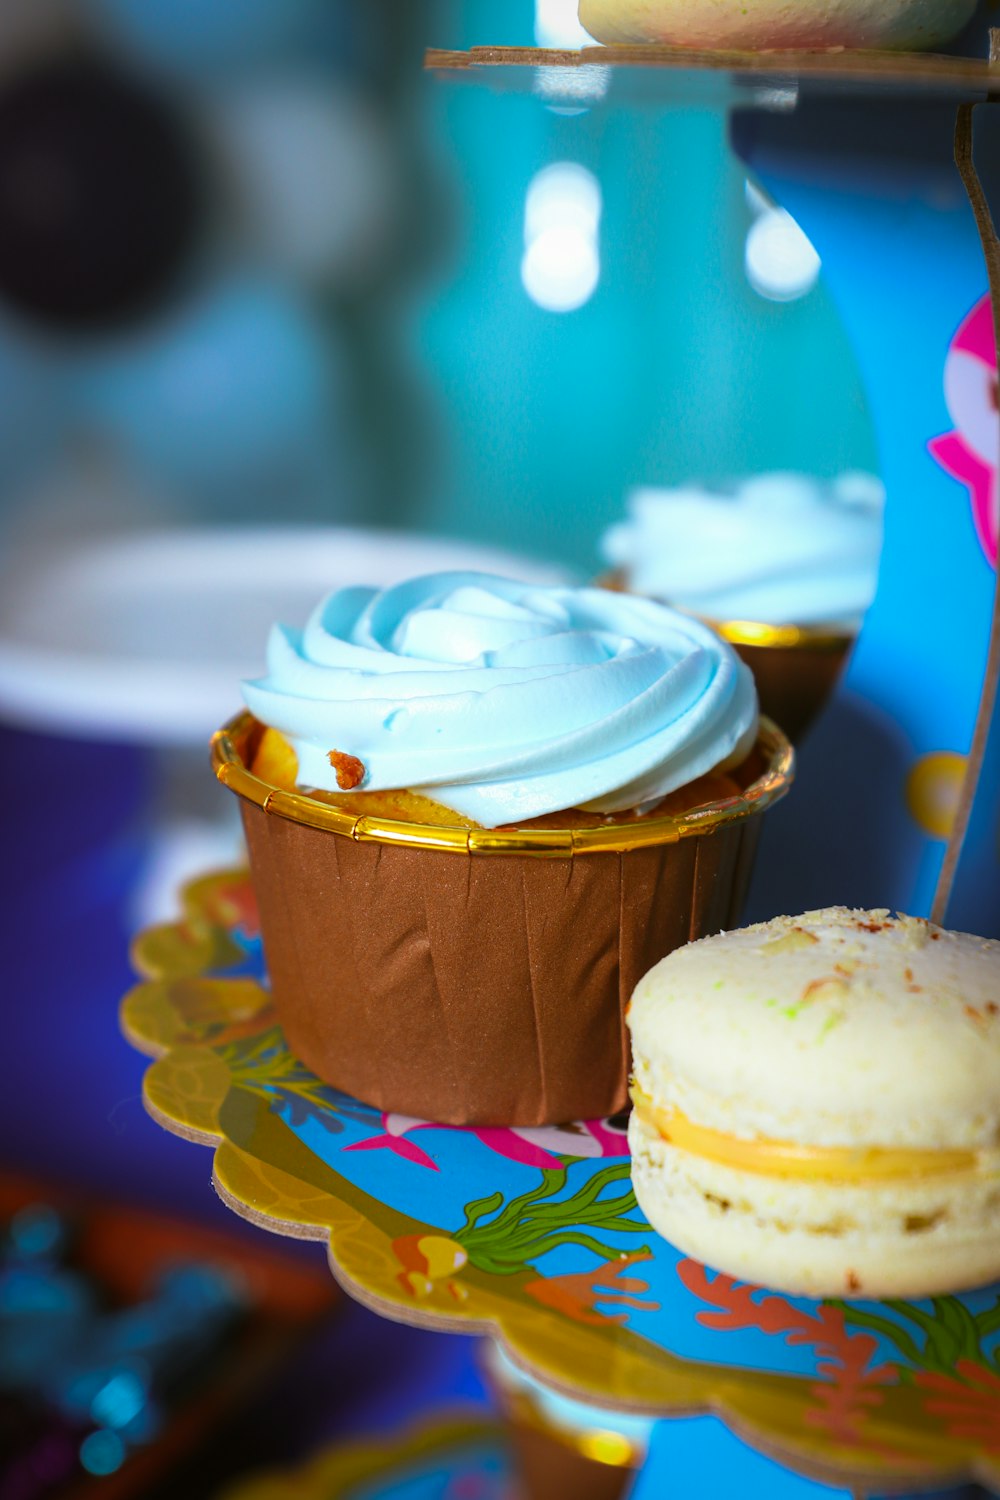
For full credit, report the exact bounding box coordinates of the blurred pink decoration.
[929,293,999,567]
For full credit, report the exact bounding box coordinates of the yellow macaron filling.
[631,1088,979,1182]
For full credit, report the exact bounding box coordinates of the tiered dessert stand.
[124,868,1000,1498]
[123,13,1000,1497]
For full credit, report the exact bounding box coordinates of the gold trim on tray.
[211,710,794,857]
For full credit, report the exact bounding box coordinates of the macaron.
[578,0,978,52]
[627,908,1000,1299]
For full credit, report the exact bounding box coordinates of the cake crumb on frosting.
[327,750,367,790]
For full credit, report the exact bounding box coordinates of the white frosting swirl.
[242,572,758,828]
[601,473,885,629]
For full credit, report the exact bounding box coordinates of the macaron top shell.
[628,908,1000,1152]
[578,0,978,51]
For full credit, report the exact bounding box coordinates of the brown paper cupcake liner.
[717,621,852,743]
[213,712,793,1127]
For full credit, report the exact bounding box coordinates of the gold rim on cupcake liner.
[595,571,854,653]
[483,1345,646,1470]
[500,1387,643,1470]
[212,710,794,858]
[712,617,854,653]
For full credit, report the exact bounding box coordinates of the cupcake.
[213,572,793,1127]
[628,908,1000,1299]
[578,0,978,50]
[600,472,885,741]
[484,1341,648,1500]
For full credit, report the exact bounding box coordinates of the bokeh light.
[79,1430,126,1477]
[745,206,821,303]
[525,161,602,241]
[906,751,968,840]
[534,0,596,47]
[522,162,602,313]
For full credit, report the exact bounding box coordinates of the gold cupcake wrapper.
[212,710,793,858]
[215,711,789,1125]
[597,570,854,652]
[484,1349,645,1472]
[711,617,855,653]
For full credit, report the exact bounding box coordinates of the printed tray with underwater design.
[121,869,1000,1496]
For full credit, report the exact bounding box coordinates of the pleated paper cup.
[212,711,793,1127]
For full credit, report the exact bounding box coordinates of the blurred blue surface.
[84,0,345,79]
[190,1304,494,1499]
[628,1419,984,1498]
[0,725,251,1228]
[0,323,64,494]
[414,30,877,572]
[629,1419,854,1499]
[0,0,879,552]
[737,96,1000,933]
[76,278,350,516]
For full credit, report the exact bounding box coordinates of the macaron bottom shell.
[578,0,978,51]
[629,1111,1000,1301]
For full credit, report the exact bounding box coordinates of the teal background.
[405,1,878,574]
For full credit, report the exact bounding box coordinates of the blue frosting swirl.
[601,473,885,628]
[242,573,759,828]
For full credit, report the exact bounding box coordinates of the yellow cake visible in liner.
[252,727,473,826]
[251,725,753,831]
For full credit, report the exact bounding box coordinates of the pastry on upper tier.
[579,0,978,51]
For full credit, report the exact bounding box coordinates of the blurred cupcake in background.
[484,1341,648,1500]
[600,472,885,741]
